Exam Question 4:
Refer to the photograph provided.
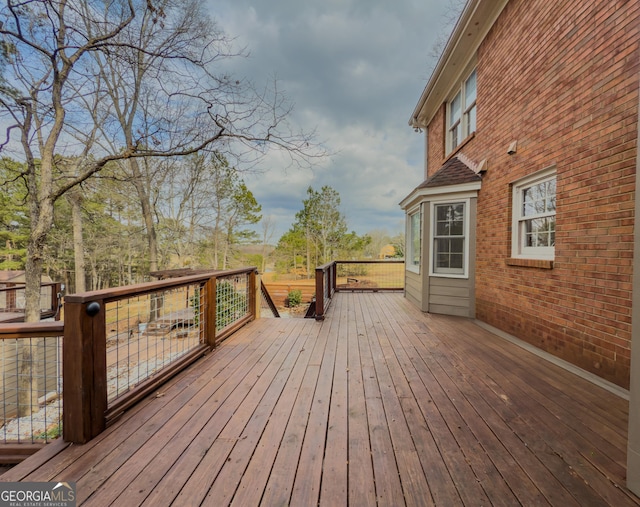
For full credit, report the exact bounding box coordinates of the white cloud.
[206,0,453,240]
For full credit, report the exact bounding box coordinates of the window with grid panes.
[512,169,556,260]
[433,202,465,275]
[447,69,476,153]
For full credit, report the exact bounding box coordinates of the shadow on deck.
[1,292,638,506]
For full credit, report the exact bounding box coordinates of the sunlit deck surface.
[2,292,639,506]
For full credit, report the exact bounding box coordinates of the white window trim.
[429,198,471,279]
[511,167,557,260]
[406,205,422,274]
[446,68,477,154]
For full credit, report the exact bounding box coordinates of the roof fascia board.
[410,0,509,128]
[400,182,482,210]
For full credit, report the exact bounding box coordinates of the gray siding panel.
[428,277,471,316]
[430,285,469,298]
[405,271,423,309]
[429,304,471,317]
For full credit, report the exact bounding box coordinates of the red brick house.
[400,0,640,494]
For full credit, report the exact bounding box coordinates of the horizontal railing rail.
[0,267,258,451]
[335,260,405,291]
[314,260,404,320]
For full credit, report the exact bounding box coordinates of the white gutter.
[409,0,509,128]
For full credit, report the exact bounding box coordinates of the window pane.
[465,70,477,105]
[452,123,461,147]
[450,253,463,269]
[433,203,465,274]
[435,204,464,236]
[465,105,476,136]
[523,182,553,216]
[437,205,450,221]
[450,92,461,125]
[546,180,556,212]
[450,238,464,253]
[524,217,555,247]
[514,173,556,258]
[436,253,450,268]
[434,238,465,272]
[410,212,421,265]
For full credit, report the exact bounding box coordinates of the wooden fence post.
[63,298,107,444]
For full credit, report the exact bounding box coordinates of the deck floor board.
[2,292,639,506]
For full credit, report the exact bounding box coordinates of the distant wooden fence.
[261,281,315,308]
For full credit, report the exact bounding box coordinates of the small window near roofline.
[447,68,477,154]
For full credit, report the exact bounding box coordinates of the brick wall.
[427,105,446,179]
[425,0,639,387]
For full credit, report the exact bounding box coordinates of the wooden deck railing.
[0,267,258,451]
[314,260,404,320]
[0,321,64,462]
[314,262,337,320]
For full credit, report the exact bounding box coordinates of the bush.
[287,289,302,307]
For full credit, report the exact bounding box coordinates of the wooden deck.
[2,292,639,506]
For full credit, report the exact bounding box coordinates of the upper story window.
[407,207,422,273]
[447,69,477,153]
[511,168,556,260]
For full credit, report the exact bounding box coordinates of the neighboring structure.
[379,244,397,259]
[400,0,639,494]
[0,271,54,318]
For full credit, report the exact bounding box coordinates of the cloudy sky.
[206,0,459,240]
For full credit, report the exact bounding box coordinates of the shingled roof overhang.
[400,156,482,210]
[418,157,482,188]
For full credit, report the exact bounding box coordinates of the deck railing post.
[7,285,16,311]
[331,261,337,294]
[53,283,61,320]
[315,266,325,320]
[250,269,258,319]
[63,298,107,444]
[204,276,217,348]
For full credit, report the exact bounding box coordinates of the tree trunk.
[67,191,87,293]
[128,159,158,273]
[127,159,161,319]
[21,197,54,416]
[306,227,311,279]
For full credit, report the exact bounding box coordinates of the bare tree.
[259,216,276,273]
[0,0,320,321]
[157,155,210,267]
[426,0,468,76]
[65,187,86,292]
